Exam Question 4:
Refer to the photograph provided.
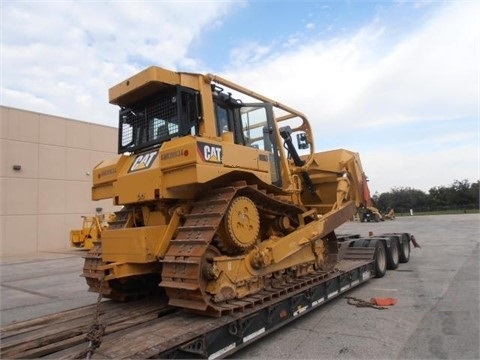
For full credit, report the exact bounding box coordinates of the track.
[160,181,309,316]
[82,208,163,302]
[81,207,131,300]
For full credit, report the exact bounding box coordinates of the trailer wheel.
[352,239,367,247]
[398,234,411,263]
[371,240,387,278]
[386,238,399,270]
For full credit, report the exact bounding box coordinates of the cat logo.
[198,142,222,163]
[128,150,158,173]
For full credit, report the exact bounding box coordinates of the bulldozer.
[70,210,115,250]
[83,66,380,316]
[384,208,395,220]
[352,172,385,222]
[356,206,383,222]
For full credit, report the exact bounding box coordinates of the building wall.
[0,106,120,257]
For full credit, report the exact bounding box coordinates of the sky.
[1,0,479,194]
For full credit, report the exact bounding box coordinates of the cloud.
[218,2,479,192]
[352,3,478,127]
[229,41,273,68]
[1,1,236,124]
[223,2,478,130]
[0,1,478,193]
[364,140,479,194]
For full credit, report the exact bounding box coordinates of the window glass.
[216,105,229,136]
[241,106,269,150]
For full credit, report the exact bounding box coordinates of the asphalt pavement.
[0,214,478,359]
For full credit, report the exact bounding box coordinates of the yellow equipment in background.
[356,206,384,222]
[70,210,114,249]
[384,208,396,220]
[82,66,385,316]
[353,176,393,222]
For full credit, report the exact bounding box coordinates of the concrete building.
[0,106,120,257]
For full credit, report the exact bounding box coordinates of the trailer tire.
[371,240,387,278]
[381,233,411,263]
[352,239,367,247]
[386,237,399,270]
[398,233,411,263]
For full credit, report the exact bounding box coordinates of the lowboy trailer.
[0,232,411,359]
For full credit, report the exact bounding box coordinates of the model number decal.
[258,154,268,162]
[129,150,158,172]
[198,142,222,163]
[98,168,116,179]
[161,149,188,160]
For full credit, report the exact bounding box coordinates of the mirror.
[296,132,309,149]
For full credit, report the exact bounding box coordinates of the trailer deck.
[2,253,374,359]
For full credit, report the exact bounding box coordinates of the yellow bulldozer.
[83,66,383,316]
[70,210,115,250]
[353,181,395,222]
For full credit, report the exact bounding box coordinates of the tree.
[429,179,479,208]
[376,179,479,213]
[452,179,478,205]
[376,187,428,212]
[428,185,452,207]
[470,181,480,206]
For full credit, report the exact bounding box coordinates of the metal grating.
[119,92,178,153]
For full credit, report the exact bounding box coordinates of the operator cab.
[116,81,283,186]
[213,86,282,186]
[212,86,277,150]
